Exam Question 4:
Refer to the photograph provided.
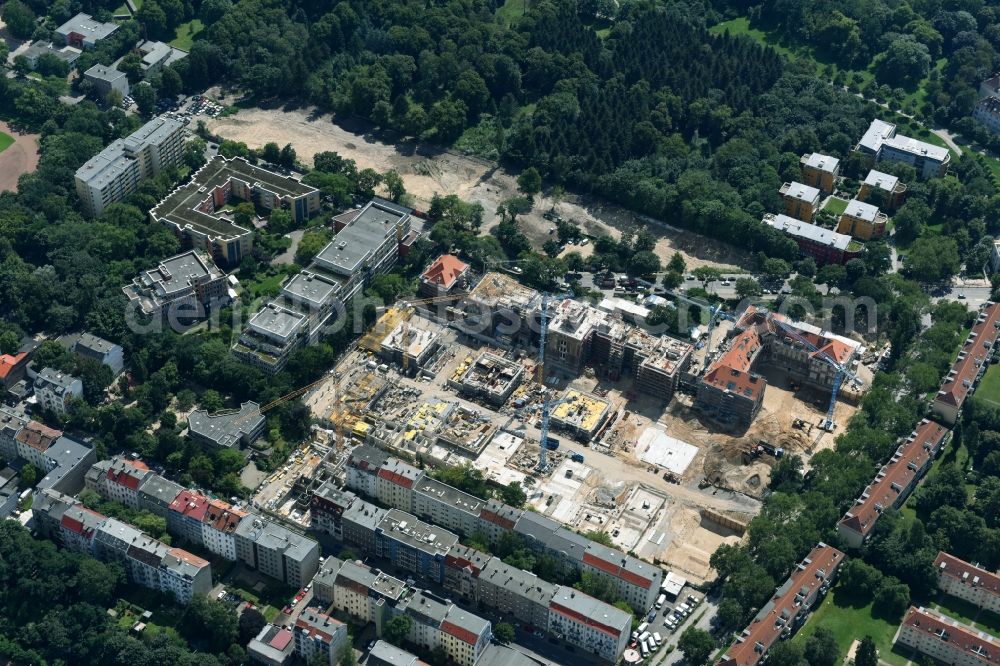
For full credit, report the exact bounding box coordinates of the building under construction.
[452,272,542,349]
[450,352,525,406]
[378,314,443,373]
[550,390,613,442]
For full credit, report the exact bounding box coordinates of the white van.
[677,603,691,616]
[653,632,663,645]
[636,623,648,637]
[655,593,666,609]
[640,640,649,658]
[638,631,652,645]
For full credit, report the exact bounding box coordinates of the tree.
[804,627,839,666]
[668,252,686,274]
[875,37,932,85]
[905,237,960,283]
[132,83,156,117]
[234,202,256,227]
[855,636,878,666]
[767,641,807,666]
[238,607,267,644]
[517,167,542,198]
[494,622,515,644]
[662,271,683,289]
[296,230,333,265]
[838,558,883,600]
[383,615,412,645]
[19,464,37,489]
[261,142,281,165]
[736,277,763,299]
[873,577,911,620]
[678,627,715,666]
[769,455,803,493]
[279,143,297,169]
[626,250,660,276]
[693,266,722,284]
[382,170,405,202]
[500,482,527,507]
[180,596,238,653]
[1,0,36,38]
[339,646,358,666]
[715,598,744,632]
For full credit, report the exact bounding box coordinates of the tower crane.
[536,289,573,471]
[666,290,734,362]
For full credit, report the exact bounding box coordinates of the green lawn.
[794,587,911,666]
[975,363,1000,409]
[170,19,204,50]
[495,0,530,26]
[823,197,848,216]
[933,594,1000,635]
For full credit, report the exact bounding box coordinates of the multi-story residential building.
[412,476,485,537]
[331,559,407,627]
[799,153,840,194]
[548,585,631,663]
[152,156,319,265]
[973,96,1000,135]
[83,64,129,100]
[394,590,491,666]
[248,624,295,666]
[136,473,183,518]
[293,607,347,666]
[135,40,186,77]
[419,254,470,298]
[187,401,265,450]
[234,304,310,375]
[933,302,1000,425]
[55,13,118,48]
[375,458,424,512]
[310,556,345,605]
[478,557,555,629]
[310,483,357,540]
[762,213,858,265]
[779,181,822,221]
[14,419,61,470]
[202,498,247,560]
[367,641,421,666]
[442,544,492,603]
[477,499,524,545]
[342,500,387,554]
[894,606,1000,666]
[90,456,154,508]
[0,408,27,461]
[0,351,30,392]
[346,446,389,498]
[549,389,613,442]
[581,541,663,612]
[234,514,320,588]
[69,332,125,374]
[123,250,230,322]
[75,116,185,216]
[837,419,949,548]
[859,169,906,211]
[168,488,210,546]
[453,272,544,350]
[856,118,950,178]
[718,543,844,666]
[514,511,589,574]
[20,41,80,70]
[837,199,888,240]
[374,509,459,583]
[935,552,1000,614]
[159,546,213,604]
[695,323,765,431]
[33,367,83,414]
[59,503,107,554]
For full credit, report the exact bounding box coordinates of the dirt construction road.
[205,107,748,270]
[0,121,40,193]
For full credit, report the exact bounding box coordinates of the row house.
[443,544,492,603]
[202,498,247,561]
[375,457,424,513]
[88,456,154,508]
[581,541,664,612]
[478,557,555,630]
[310,483,357,540]
[345,445,389,498]
[717,543,844,666]
[837,419,950,548]
[137,474,184,518]
[374,508,459,583]
[412,476,485,537]
[933,301,1000,425]
[168,488,210,546]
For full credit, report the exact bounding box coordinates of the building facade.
[779,181,822,221]
[799,153,840,194]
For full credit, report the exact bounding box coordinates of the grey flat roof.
[281,271,340,308]
[444,604,490,641]
[368,640,419,666]
[248,303,306,340]
[343,498,387,531]
[843,199,880,222]
[187,401,264,448]
[35,367,79,391]
[782,181,821,203]
[84,63,125,82]
[763,213,852,251]
[514,512,589,561]
[551,585,631,632]
[864,169,899,191]
[335,560,406,599]
[402,590,450,624]
[883,134,950,162]
[235,513,318,562]
[802,153,839,172]
[858,119,897,153]
[415,477,484,517]
[37,435,93,491]
[75,332,120,356]
[56,13,118,41]
[122,116,184,153]
[313,200,409,275]
[480,557,556,604]
[348,445,389,472]
[378,508,458,555]
[147,250,220,297]
[138,474,183,506]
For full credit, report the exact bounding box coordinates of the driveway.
[273,229,304,265]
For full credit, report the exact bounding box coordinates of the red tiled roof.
[718,543,844,666]
[377,468,415,489]
[421,254,468,289]
[582,551,652,588]
[168,489,209,521]
[478,508,516,530]
[107,459,150,490]
[935,551,1000,598]
[899,606,1000,665]
[702,325,766,401]
[838,419,947,539]
[441,620,479,645]
[549,601,622,639]
[60,507,105,536]
[168,547,209,568]
[0,353,27,380]
[203,499,246,533]
[934,302,1000,408]
[15,421,61,452]
[268,627,293,650]
[294,613,339,643]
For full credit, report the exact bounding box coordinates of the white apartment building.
[548,585,631,663]
[293,607,347,665]
[33,367,83,414]
[100,456,154,508]
[936,552,1000,614]
[375,458,424,513]
[201,498,246,561]
[895,606,1000,666]
[75,116,185,216]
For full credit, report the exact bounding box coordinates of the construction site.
[248,271,876,586]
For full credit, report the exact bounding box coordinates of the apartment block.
[342,500,387,554]
[454,272,543,349]
[452,352,526,406]
[202,498,247,561]
[375,458,424,512]
[837,199,887,240]
[168,488,209,546]
[187,401,265,450]
[123,250,229,322]
[477,498,524,544]
[894,606,1000,666]
[293,607,347,666]
[137,473,183,518]
[935,552,1000,614]
[799,153,840,194]
[69,332,125,374]
[310,483,357,540]
[779,181,821,221]
[696,323,765,431]
[412,476,486,537]
[153,156,318,265]
[763,213,857,265]
[75,116,185,216]
[7,419,94,495]
[83,64,128,99]
[859,169,906,211]
[310,556,345,605]
[87,455,154,508]
[248,624,295,666]
[374,508,459,583]
[838,419,948,548]
[235,514,320,588]
[331,559,407,626]
[856,119,950,178]
[135,40,186,77]
[478,557,555,629]
[718,543,844,666]
[548,585,631,663]
[581,541,663,612]
[394,590,491,666]
[933,301,1000,425]
[33,367,83,414]
[442,544,492,603]
[0,408,27,461]
[56,13,117,48]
